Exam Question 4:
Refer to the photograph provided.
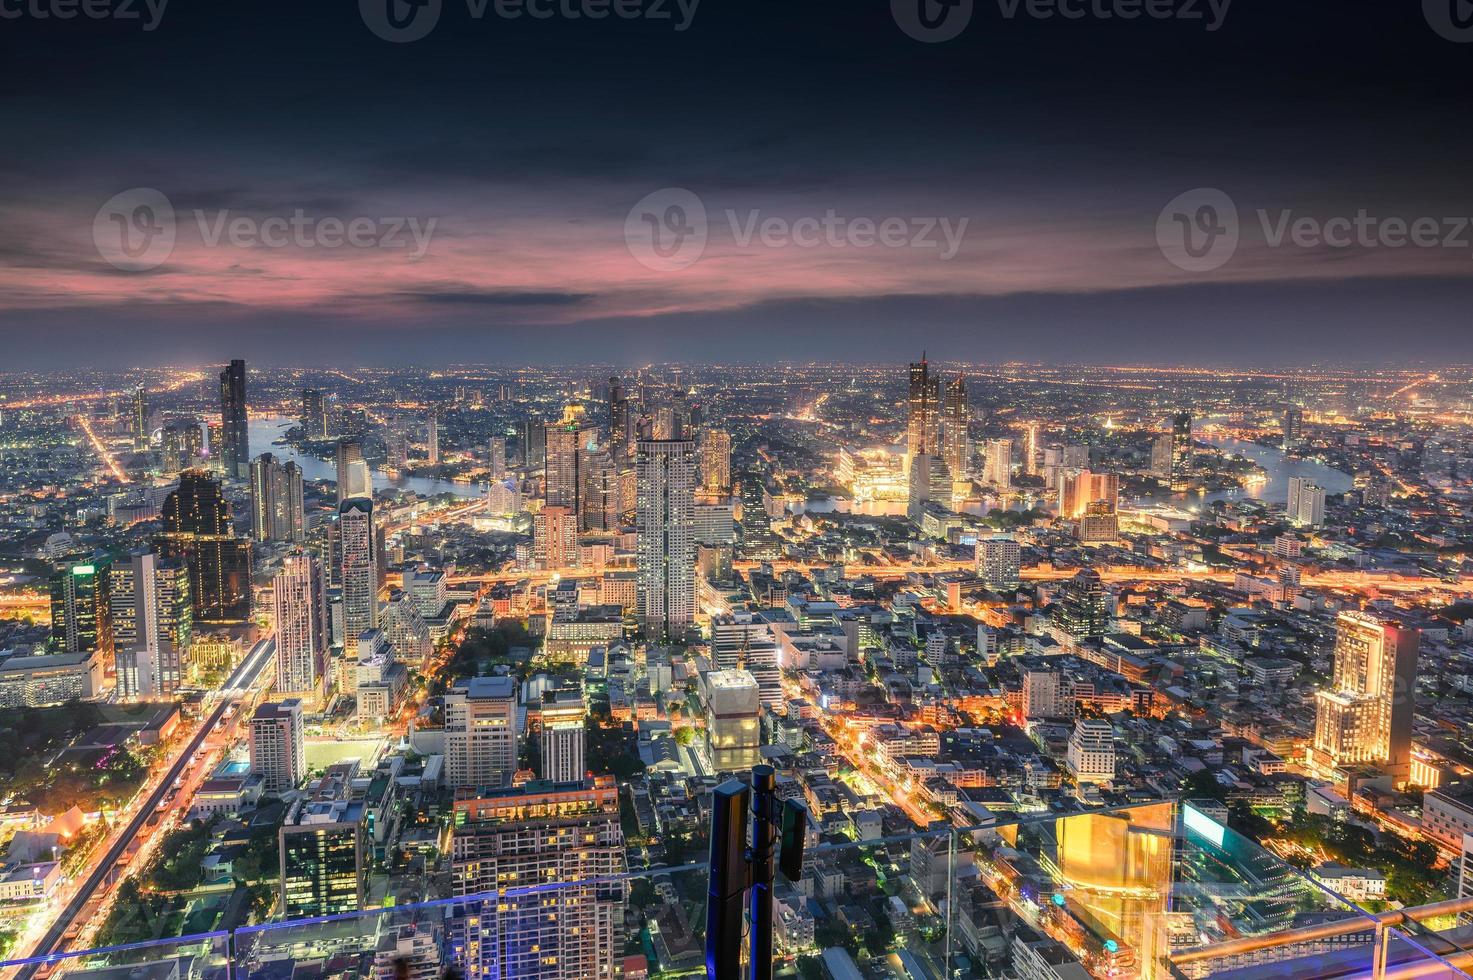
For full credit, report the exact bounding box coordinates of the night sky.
[1,0,1471,367]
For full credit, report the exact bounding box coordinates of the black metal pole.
[748,764,776,980]
[707,779,750,980]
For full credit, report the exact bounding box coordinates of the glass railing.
[2,799,1468,980]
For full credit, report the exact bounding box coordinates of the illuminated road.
[73,414,128,483]
[10,636,275,980]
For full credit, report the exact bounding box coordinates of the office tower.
[540,690,587,782]
[693,499,736,545]
[339,498,379,642]
[635,438,696,641]
[711,612,781,709]
[1055,568,1110,639]
[385,428,408,474]
[545,404,592,513]
[451,778,624,980]
[704,668,761,771]
[976,535,1021,590]
[700,427,733,492]
[131,384,148,451]
[1169,412,1192,492]
[301,389,329,439]
[279,794,366,919]
[1281,404,1303,450]
[1149,433,1173,479]
[941,375,969,477]
[907,354,942,458]
[218,359,249,480]
[1077,501,1120,543]
[1023,668,1073,720]
[1060,469,1119,519]
[486,436,506,479]
[532,505,579,570]
[158,470,252,622]
[274,551,329,700]
[249,699,305,794]
[336,438,371,504]
[113,551,187,700]
[1024,422,1039,476]
[580,448,620,532]
[444,676,518,790]
[907,452,952,523]
[1066,719,1116,784]
[609,375,630,460]
[519,418,546,468]
[50,558,113,660]
[250,453,306,543]
[1312,611,1420,779]
[1287,476,1326,527]
[425,409,440,467]
[982,438,1012,489]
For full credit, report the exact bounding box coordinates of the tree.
[673,726,695,747]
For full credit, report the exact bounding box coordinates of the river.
[247,417,484,499]
[1141,436,1354,507]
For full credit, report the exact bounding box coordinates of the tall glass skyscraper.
[219,359,249,480]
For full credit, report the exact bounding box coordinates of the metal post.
[749,765,777,980]
[707,779,750,980]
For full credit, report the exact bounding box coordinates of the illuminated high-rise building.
[111,551,192,699]
[51,557,113,660]
[451,778,624,980]
[700,427,732,492]
[335,438,371,503]
[1054,568,1110,639]
[705,668,761,771]
[907,354,942,458]
[545,404,593,515]
[1281,404,1303,450]
[279,794,365,919]
[249,699,305,794]
[941,375,969,477]
[609,375,630,460]
[131,383,148,451]
[580,447,620,532]
[539,690,587,782]
[982,438,1012,489]
[1169,412,1192,492]
[976,535,1021,590]
[444,676,518,790]
[520,418,546,468]
[635,438,696,641]
[250,453,306,543]
[1060,469,1119,519]
[486,436,506,479]
[532,505,579,570]
[218,359,249,481]
[1312,611,1419,779]
[339,498,379,644]
[159,470,252,622]
[273,550,329,700]
[906,451,951,523]
[301,389,330,439]
[1287,476,1325,528]
[426,409,440,467]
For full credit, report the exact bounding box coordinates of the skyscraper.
[160,419,203,474]
[545,404,592,515]
[580,447,620,532]
[705,668,761,771]
[906,451,951,523]
[1169,412,1192,492]
[1281,404,1303,450]
[1288,476,1326,527]
[907,355,942,458]
[942,375,969,477]
[250,453,306,543]
[110,552,191,699]
[131,384,148,451]
[444,676,518,790]
[274,551,329,701]
[1312,612,1420,780]
[339,498,379,643]
[336,438,371,503]
[1054,568,1110,639]
[451,778,624,980]
[983,438,1012,489]
[159,470,252,622]
[301,389,329,439]
[425,409,440,467]
[249,699,305,794]
[700,427,733,492]
[532,505,579,570]
[711,612,781,709]
[50,558,113,660]
[279,794,365,919]
[519,418,546,468]
[635,438,696,641]
[486,436,506,479]
[609,375,630,460]
[218,359,249,481]
[540,690,587,782]
[976,535,1021,590]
